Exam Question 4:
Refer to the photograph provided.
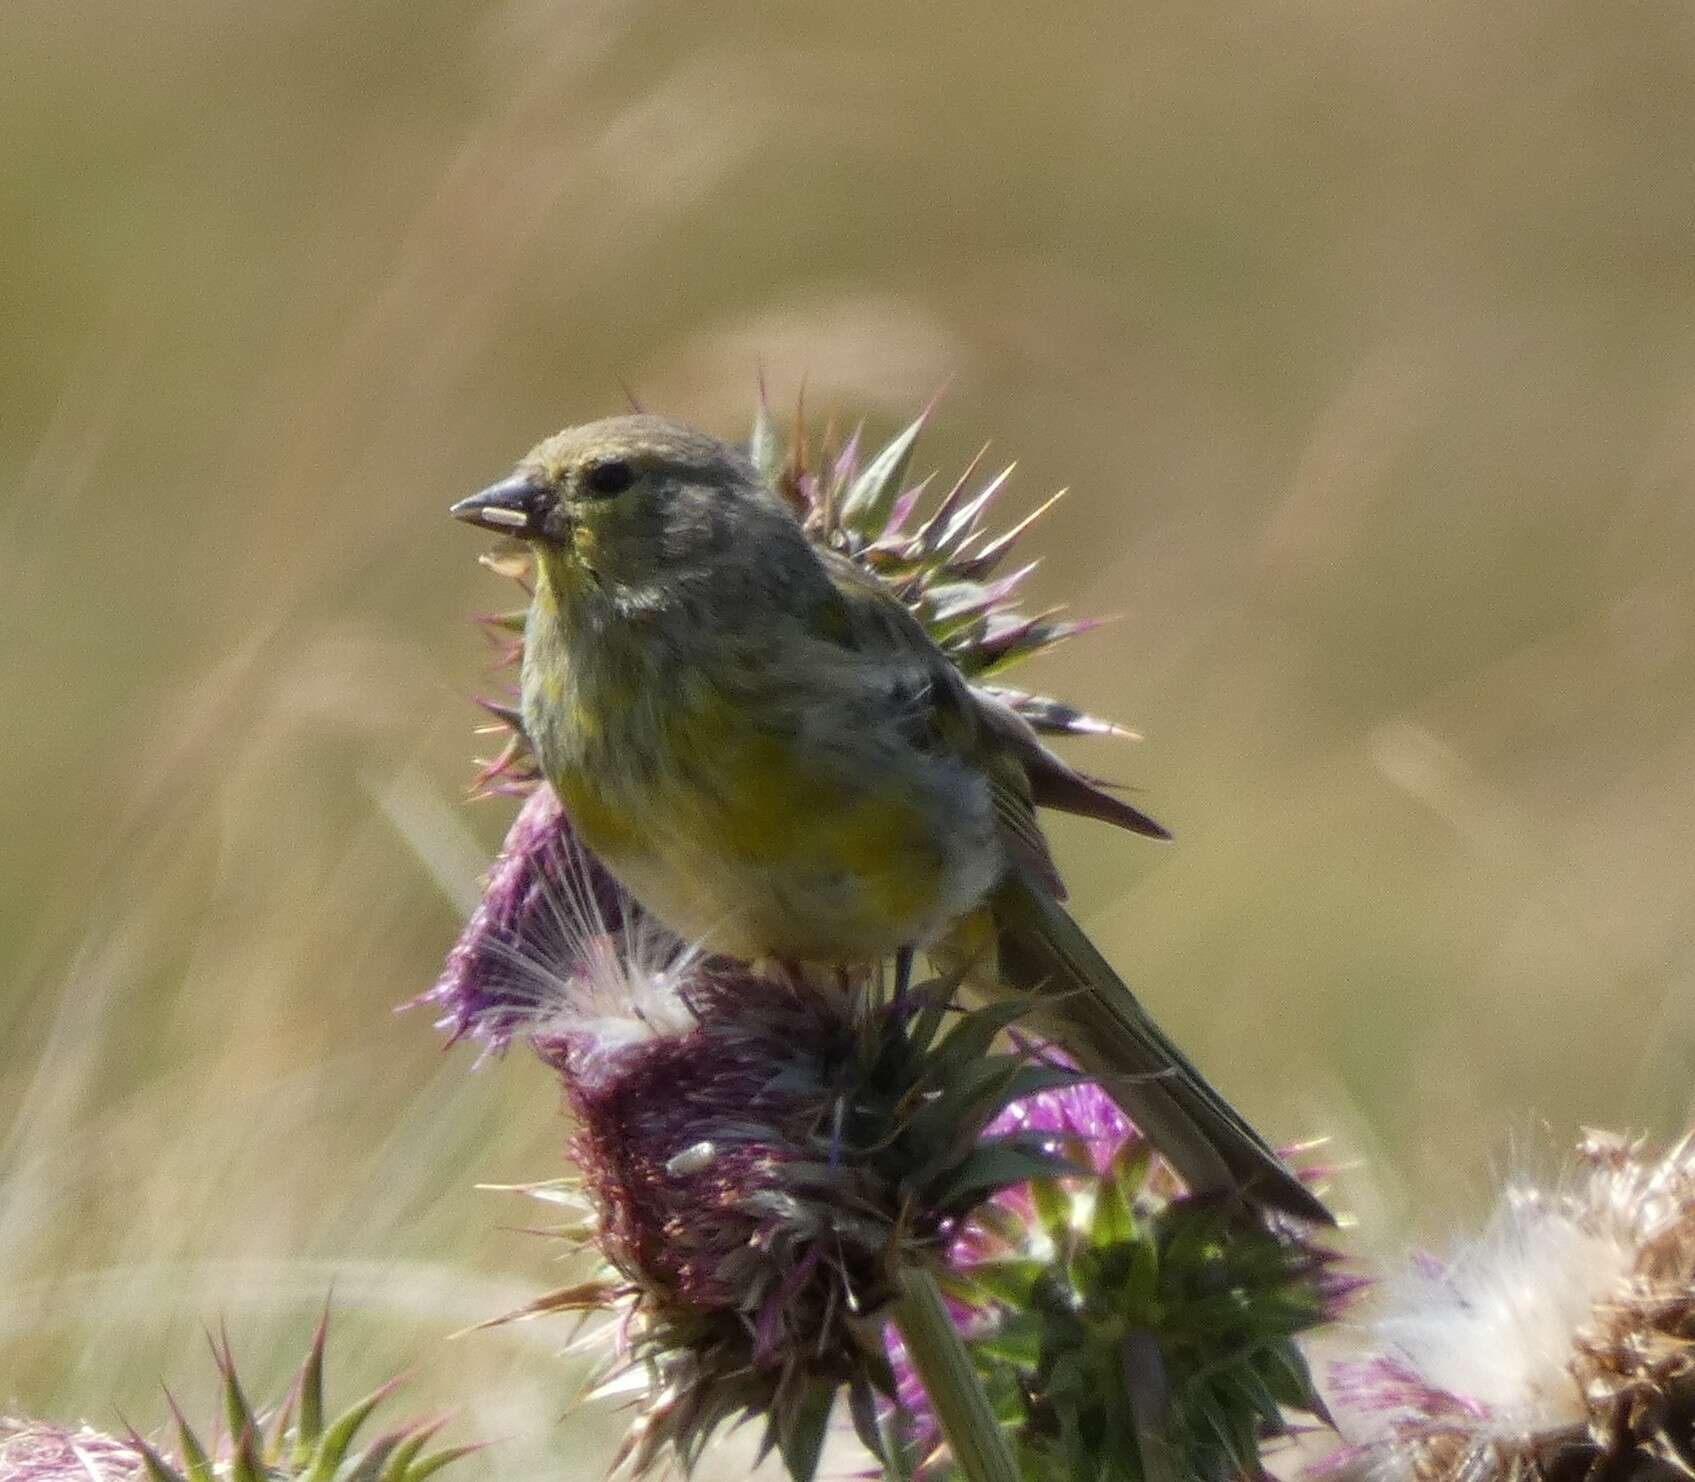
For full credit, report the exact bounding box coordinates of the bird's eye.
[584,459,635,497]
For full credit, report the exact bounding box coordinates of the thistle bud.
[913,1081,1352,1481]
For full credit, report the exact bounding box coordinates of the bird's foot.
[893,944,915,1004]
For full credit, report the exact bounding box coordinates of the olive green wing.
[814,549,1165,853]
[808,557,1329,1220]
[969,686,1169,841]
[813,549,1067,895]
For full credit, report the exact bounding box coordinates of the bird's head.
[451,415,789,597]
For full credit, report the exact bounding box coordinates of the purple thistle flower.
[540,966,862,1321]
[414,784,649,1054]
[984,1076,1153,1168]
[478,913,1072,1478]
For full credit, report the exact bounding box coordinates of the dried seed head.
[1330,1129,1695,1482]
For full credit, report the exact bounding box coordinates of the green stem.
[1121,1330,1175,1482]
[890,1264,1020,1482]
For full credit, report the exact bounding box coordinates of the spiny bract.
[124,1314,478,1482]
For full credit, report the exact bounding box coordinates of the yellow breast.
[554,690,952,960]
[525,566,989,961]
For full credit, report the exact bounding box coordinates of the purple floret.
[0,1421,140,1482]
[550,967,856,1323]
[412,785,633,1053]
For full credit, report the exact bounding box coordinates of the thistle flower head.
[915,1082,1350,1482]
[484,909,1076,1479]
[542,962,856,1317]
[2,1315,475,1482]
[1331,1128,1695,1482]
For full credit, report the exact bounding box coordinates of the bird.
[451,414,1330,1224]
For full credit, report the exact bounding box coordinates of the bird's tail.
[988,875,1333,1225]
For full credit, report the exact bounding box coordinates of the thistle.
[2,1314,475,1482]
[479,920,1073,1480]
[1330,1128,1695,1482]
[910,1082,1351,1482]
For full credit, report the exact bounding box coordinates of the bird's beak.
[450,473,552,535]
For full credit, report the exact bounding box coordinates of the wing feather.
[809,548,1152,895]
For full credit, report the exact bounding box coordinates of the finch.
[452,415,1329,1224]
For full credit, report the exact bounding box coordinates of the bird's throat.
[521,550,642,769]
[530,542,604,631]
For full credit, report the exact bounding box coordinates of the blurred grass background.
[6,0,1695,1472]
